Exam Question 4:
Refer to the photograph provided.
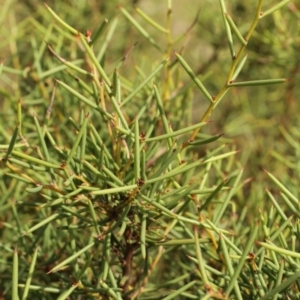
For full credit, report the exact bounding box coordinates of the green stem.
[187,0,264,143]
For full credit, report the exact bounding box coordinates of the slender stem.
[186,0,264,143]
[227,0,264,81]
[162,0,173,102]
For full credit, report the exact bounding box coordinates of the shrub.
[0,1,299,299]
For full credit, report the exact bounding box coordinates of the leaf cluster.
[0,1,299,299]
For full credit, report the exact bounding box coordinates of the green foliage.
[0,0,299,299]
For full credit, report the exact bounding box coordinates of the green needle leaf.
[12,150,61,169]
[225,13,247,46]
[119,6,163,52]
[5,124,19,160]
[48,242,95,273]
[258,271,300,300]
[135,7,169,34]
[55,79,98,109]
[176,52,213,103]
[260,0,292,19]
[161,280,196,300]
[264,170,298,206]
[187,133,223,146]
[257,241,300,259]
[121,58,168,106]
[219,0,235,58]
[47,43,94,77]
[22,247,39,300]
[228,78,288,86]
[66,113,90,166]
[145,122,207,142]
[79,33,111,86]
[89,18,108,46]
[12,246,19,300]
[44,3,78,35]
[23,213,60,235]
